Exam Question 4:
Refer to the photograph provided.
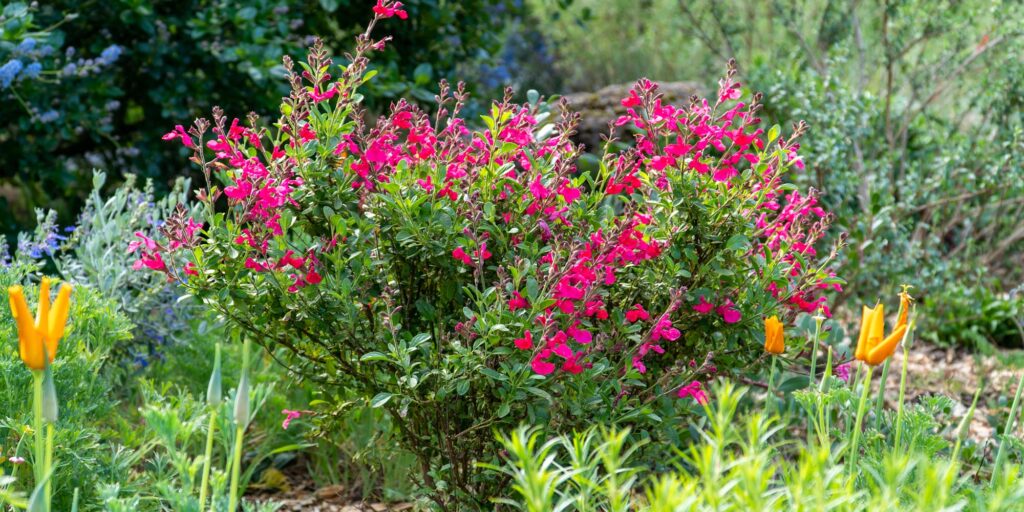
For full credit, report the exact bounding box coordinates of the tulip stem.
[766,356,778,416]
[871,358,891,430]
[32,370,44,488]
[848,364,874,474]
[44,423,54,509]
[992,371,1024,485]
[199,407,218,511]
[809,316,822,387]
[816,347,834,449]
[893,320,915,449]
[227,424,245,512]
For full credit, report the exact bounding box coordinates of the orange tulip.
[764,315,784,355]
[854,304,884,363]
[865,324,908,366]
[7,279,73,370]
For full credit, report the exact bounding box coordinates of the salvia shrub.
[132,2,840,506]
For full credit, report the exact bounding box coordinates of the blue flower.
[17,38,36,53]
[38,110,60,123]
[61,62,78,76]
[23,62,42,79]
[98,44,123,66]
[0,60,24,89]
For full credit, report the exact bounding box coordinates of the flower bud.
[207,343,223,407]
[234,373,250,427]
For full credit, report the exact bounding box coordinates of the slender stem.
[44,423,54,509]
[32,370,44,487]
[228,338,252,512]
[992,372,1024,485]
[894,346,910,448]
[848,365,875,473]
[227,425,245,512]
[199,407,218,511]
[71,488,79,512]
[817,347,834,449]
[872,358,891,429]
[809,317,822,387]
[951,386,983,464]
[845,363,863,441]
[766,356,778,416]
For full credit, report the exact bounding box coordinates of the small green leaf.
[370,392,394,408]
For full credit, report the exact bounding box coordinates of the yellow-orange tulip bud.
[895,286,914,332]
[764,315,785,355]
[7,280,73,371]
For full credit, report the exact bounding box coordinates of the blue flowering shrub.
[56,171,202,373]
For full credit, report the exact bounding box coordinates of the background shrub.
[520,0,1024,347]
[0,0,521,236]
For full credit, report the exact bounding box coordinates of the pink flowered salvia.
[133,10,837,401]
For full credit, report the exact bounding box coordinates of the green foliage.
[525,0,1024,348]
[921,284,1024,350]
[0,263,135,511]
[489,381,1024,511]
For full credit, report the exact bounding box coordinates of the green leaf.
[479,367,508,381]
[725,234,749,252]
[360,351,389,362]
[370,393,394,408]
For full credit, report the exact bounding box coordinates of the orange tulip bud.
[855,304,884,362]
[764,315,785,355]
[895,286,914,332]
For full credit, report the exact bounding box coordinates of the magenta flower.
[835,363,851,383]
[693,296,714,314]
[451,247,471,265]
[625,304,650,323]
[508,291,529,311]
[514,330,533,350]
[716,300,742,324]
[677,381,709,405]
[651,317,680,342]
[282,409,303,430]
